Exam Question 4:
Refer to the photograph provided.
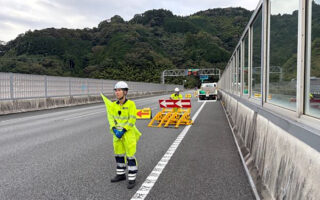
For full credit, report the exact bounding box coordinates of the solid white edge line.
[220,101,261,200]
[131,101,207,200]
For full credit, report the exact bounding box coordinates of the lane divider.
[131,101,207,200]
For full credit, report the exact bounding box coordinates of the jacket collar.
[116,98,128,105]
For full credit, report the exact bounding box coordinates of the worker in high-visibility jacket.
[100,81,141,189]
[170,88,183,100]
[170,88,183,112]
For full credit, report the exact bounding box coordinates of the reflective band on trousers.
[117,169,125,175]
[128,166,138,171]
[128,173,136,180]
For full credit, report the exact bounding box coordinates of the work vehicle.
[198,82,217,100]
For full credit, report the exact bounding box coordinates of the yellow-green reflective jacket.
[100,93,141,141]
[170,93,183,100]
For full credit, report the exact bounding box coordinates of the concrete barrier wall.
[0,90,168,115]
[220,90,320,200]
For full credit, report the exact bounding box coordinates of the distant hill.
[0,8,252,85]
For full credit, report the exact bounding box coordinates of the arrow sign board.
[159,99,191,108]
[136,108,152,119]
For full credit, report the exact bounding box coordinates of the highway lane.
[144,101,255,200]
[0,92,204,199]
[0,92,256,200]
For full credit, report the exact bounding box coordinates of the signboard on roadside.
[159,99,191,108]
[136,108,152,119]
[200,75,209,80]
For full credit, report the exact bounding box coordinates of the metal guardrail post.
[87,78,89,96]
[10,73,14,100]
[101,79,103,93]
[69,77,71,97]
[2,72,180,100]
[44,75,48,98]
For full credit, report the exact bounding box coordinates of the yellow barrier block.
[253,93,272,99]
[185,94,192,99]
[164,111,180,128]
[254,93,261,98]
[175,109,193,128]
[148,108,171,127]
[136,108,152,119]
[148,107,193,128]
[158,111,173,128]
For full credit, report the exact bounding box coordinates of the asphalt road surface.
[0,93,255,200]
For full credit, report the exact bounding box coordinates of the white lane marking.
[197,99,217,102]
[63,111,105,121]
[0,109,105,127]
[0,105,105,124]
[131,101,207,200]
[220,101,261,200]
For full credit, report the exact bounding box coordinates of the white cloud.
[0,22,28,42]
[0,0,259,42]
[270,0,299,15]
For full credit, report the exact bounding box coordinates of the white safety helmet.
[174,88,180,92]
[114,81,129,91]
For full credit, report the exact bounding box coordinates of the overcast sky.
[0,0,259,42]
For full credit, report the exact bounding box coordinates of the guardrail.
[217,0,320,199]
[0,72,182,100]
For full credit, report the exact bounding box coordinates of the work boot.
[127,180,136,189]
[110,174,126,183]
